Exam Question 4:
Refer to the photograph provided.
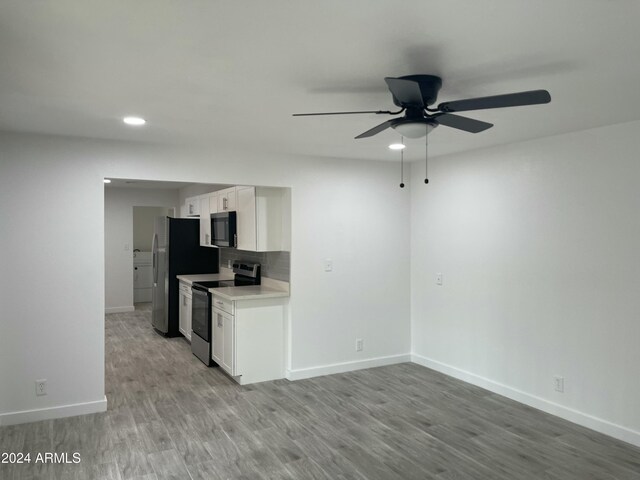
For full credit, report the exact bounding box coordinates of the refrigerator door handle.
[152,233,158,284]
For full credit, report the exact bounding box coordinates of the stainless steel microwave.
[211,211,237,247]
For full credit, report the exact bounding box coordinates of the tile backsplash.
[219,249,290,282]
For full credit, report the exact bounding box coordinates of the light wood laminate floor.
[1,304,639,479]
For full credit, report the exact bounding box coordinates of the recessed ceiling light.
[103,179,111,184]
[388,143,406,150]
[123,116,146,126]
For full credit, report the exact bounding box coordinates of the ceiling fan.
[293,75,551,139]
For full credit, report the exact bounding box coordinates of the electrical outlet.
[324,259,333,272]
[355,338,364,352]
[35,379,47,396]
[554,376,564,393]
[436,273,443,285]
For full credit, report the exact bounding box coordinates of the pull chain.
[424,127,429,184]
[400,136,405,188]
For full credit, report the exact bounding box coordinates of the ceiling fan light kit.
[294,74,551,186]
[393,120,436,139]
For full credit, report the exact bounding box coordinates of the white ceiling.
[1,1,639,161]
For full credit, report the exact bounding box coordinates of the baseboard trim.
[0,397,108,427]
[286,353,411,381]
[105,306,135,314]
[411,354,640,448]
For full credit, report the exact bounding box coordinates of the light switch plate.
[324,259,333,272]
[436,273,443,285]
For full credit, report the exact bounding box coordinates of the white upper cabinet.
[198,192,219,247]
[236,186,256,251]
[184,195,200,217]
[236,186,285,252]
[209,192,218,215]
[217,187,237,212]
[180,203,189,218]
[199,195,212,246]
[183,185,289,251]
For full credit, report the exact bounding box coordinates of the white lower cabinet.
[211,294,285,384]
[211,308,229,368]
[178,282,192,341]
[221,310,235,374]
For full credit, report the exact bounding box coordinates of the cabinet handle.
[217,314,222,328]
[183,296,186,306]
[224,197,228,210]
[205,233,209,244]
[215,300,223,306]
[233,233,237,247]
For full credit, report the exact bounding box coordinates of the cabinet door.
[212,309,224,364]
[185,295,192,342]
[216,187,237,212]
[226,188,237,211]
[199,196,211,246]
[222,312,236,375]
[180,203,189,218]
[217,192,226,212]
[186,196,200,216]
[178,290,187,337]
[209,193,218,214]
[236,186,256,251]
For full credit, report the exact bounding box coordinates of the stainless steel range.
[190,262,261,366]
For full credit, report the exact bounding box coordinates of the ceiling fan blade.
[438,89,551,113]
[434,113,493,133]
[384,77,424,108]
[355,119,395,139]
[293,109,397,116]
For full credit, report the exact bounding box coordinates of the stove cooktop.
[192,278,258,289]
[193,280,232,289]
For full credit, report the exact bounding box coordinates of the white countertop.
[176,273,234,285]
[177,270,289,301]
[208,285,289,301]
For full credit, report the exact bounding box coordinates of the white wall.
[0,135,107,423]
[104,189,179,313]
[133,206,173,251]
[410,120,640,446]
[0,132,411,424]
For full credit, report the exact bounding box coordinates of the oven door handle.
[191,286,210,295]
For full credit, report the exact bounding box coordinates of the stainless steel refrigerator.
[151,216,219,337]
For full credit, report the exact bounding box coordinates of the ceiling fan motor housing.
[391,75,442,107]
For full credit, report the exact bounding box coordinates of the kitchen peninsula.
[178,269,289,385]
